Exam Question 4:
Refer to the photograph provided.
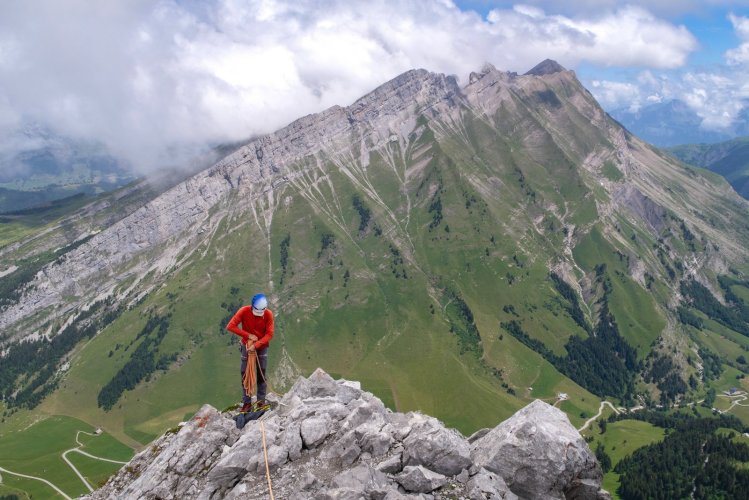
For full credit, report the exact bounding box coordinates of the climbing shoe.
[239,402,253,413]
[253,400,271,412]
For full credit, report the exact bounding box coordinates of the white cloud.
[486,5,697,69]
[0,0,700,174]
[588,67,746,132]
[681,71,745,128]
[590,80,643,110]
[726,13,749,64]
[585,11,749,132]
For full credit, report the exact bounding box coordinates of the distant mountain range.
[668,136,749,199]
[610,99,749,147]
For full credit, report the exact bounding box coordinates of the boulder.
[466,468,517,500]
[395,465,447,493]
[403,414,472,476]
[471,400,604,500]
[280,421,303,461]
[376,453,403,474]
[331,463,392,493]
[301,414,332,448]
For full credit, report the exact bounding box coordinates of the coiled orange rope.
[242,350,257,398]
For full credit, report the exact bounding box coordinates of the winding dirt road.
[0,465,72,500]
[578,401,622,432]
[0,429,129,499]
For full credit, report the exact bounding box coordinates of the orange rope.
[260,419,275,499]
[242,350,257,399]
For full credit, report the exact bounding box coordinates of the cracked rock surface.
[85,369,609,499]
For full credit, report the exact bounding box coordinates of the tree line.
[443,286,482,356]
[611,411,749,500]
[502,266,638,401]
[549,272,590,333]
[97,314,174,411]
[0,298,121,410]
[680,278,749,336]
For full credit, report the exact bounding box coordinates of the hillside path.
[61,430,129,493]
[718,391,749,413]
[0,465,72,500]
[62,448,93,493]
[578,401,621,432]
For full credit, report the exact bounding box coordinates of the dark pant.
[240,344,268,404]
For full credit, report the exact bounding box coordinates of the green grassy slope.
[0,414,132,498]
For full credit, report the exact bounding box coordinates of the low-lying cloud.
[0,0,701,174]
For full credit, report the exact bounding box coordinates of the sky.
[0,0,748,175]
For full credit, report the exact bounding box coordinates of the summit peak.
[524,59,567,76]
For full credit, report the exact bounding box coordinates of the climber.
[226,293,274,413]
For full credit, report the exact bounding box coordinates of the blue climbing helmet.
[251,293,268,317]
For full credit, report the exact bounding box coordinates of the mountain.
[0,125,138,212]
[86,369,609,499]
[667,136,749,199]
[609,99,749,147]
[2,60,749,497]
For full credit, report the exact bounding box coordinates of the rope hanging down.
[243,349,275,498]
[260,419,275,500]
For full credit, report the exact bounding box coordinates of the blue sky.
[0,0,748,173]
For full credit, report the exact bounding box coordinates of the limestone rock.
[86,371,608,500]
[471,399,605,500]
[86,404,239,499]
[301,414,332,448]
[395,465,448,493]
[466,468,517,500]
[402,414,472,476]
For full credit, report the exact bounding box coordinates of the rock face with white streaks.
[7,58,746,341]
[0,69,461,336]
[85,369,609,499]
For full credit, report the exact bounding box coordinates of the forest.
[549,272,590,333]
[351,194,371,233]
[97,314,174,411]
[0,298,121,410]
[611,411,749,499]
[502,266,637,400]
[443,286,482,355]
[680,278,749,336]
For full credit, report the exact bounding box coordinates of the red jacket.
[226,307,274,350]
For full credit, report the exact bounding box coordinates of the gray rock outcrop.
[471,400,609,500]
[86,368,609,499]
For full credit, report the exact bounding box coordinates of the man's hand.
[248,334,258,342]
[247,342,256,352]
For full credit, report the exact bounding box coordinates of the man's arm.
[226,306,250,341]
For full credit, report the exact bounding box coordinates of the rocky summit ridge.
[87,369,609,500]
